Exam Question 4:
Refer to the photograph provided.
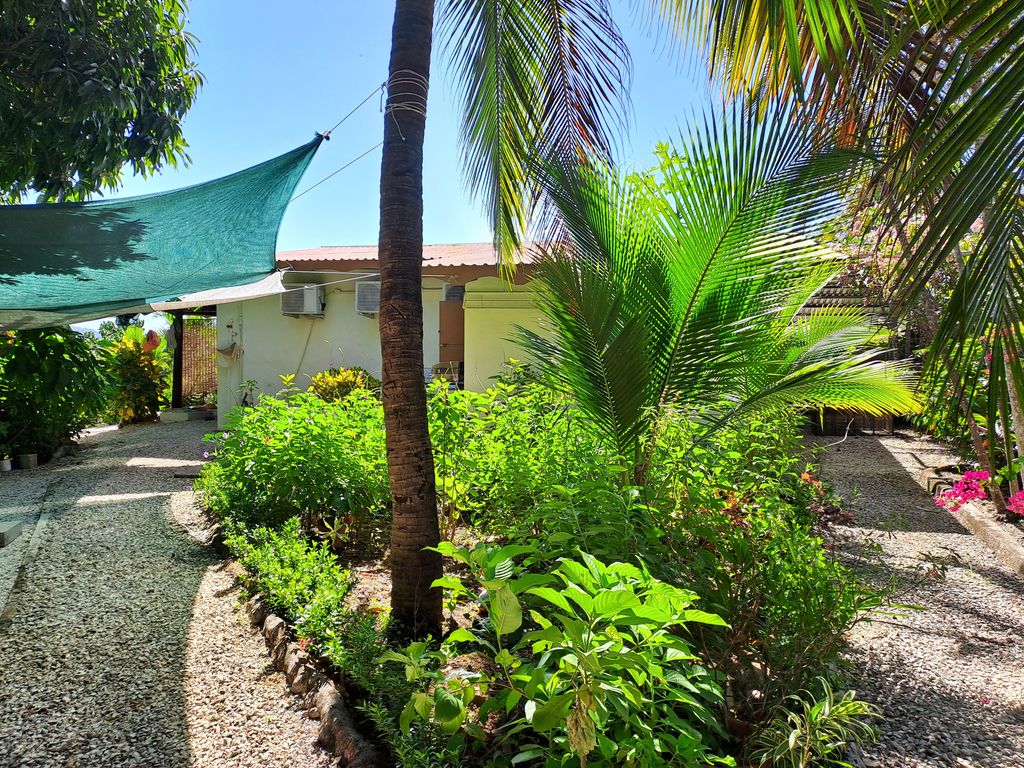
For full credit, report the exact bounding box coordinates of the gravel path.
[822,433,1024,768]
[0,421,332,768]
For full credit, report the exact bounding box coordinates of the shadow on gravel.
[0,421,218,768]
[826,438,971,535]
[858,663,1018,766]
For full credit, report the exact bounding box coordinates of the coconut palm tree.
[378,0,442,639]
[520,105,919,484]
[378,0,937,636]
[377,0,631,637]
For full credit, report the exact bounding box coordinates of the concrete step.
[0,522,24,548]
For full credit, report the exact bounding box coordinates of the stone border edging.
[951,502,1024,578]
[242,593,385,768]
[914,467,1024,578]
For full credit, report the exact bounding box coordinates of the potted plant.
[15,450,37,470]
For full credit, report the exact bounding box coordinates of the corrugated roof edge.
[276,242,542,269]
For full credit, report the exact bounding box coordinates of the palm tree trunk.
[378,0,442,639]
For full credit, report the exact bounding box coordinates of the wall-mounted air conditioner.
[355,281,381,316]
[281,284,324,317]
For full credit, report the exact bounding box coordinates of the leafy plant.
[310,366,381,402]
[427,379,618,537]
[226,517,354,643]
[520,109,920,484]
[106,326,168,424]
[388,544,732,767]
[650,411,885,718]
[0,329,110,457]
[749,678,879,768]
[196,390,390,547]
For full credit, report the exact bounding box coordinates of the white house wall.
[216,276,441,413]
[216,273,543,417]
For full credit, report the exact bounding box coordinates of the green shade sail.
[0,136,322,330]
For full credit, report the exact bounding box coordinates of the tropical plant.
[0,329,109,457]
[309,366,380,402]
[426,378,618,537]
[673,0,1024,513]
[388,544,731,767]
[376,0,637,638]
[376,0,443,639]
[378,0,939,639]
[196,390,390,545]
[749,678,879,768]
[107,326,168,424]
[519,111,920,483]
[0,0,200,202]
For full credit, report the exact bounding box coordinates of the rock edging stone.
[951,501,1024,578]
[243,594,384,768]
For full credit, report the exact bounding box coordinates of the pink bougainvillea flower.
[936,470,989,512]
[1006,491,1024,519]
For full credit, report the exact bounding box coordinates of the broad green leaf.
[490,585,523,636]
[593,588,641,617]
[434,688,464,723]
[527,586,573,613]
[529,693,573,732]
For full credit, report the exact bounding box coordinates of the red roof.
[276,242,539,269]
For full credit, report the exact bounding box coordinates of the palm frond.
[519,100,917,476]
[439,0,631,265]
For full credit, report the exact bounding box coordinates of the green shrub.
[388,543,731,767]
[107,326,168,424]
[310,366,380,402]
[749,678,879,768]
[197,390,389,547]
[226,517,354,642]
[428,379,619,536]
[0,329,109,458]
[202,381,881,764]
[646,410,883,719]
[225,516,447,766]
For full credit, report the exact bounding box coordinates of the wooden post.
[171,313,184,409]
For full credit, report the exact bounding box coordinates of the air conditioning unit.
[442,283,465,302]
[281,284,324,317]
[355,281,381,316]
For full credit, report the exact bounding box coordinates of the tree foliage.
[521,106,919,480]
[0,0,201,202]
[670,0,1024,500]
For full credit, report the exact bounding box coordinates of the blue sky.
[113,1,711,252]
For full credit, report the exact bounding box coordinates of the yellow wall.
[463,277,543,390]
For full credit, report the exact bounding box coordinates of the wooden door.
[438,300,465,370]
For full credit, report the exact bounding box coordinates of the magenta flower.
[1007,491,1024,518]
[936,470,989,512]
[203,451,210,460]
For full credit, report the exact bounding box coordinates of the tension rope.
[293,70,429,202]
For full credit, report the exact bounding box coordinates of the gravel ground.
[0,462,52,614]
[821,432,1024,768]
[0,420,332,768]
